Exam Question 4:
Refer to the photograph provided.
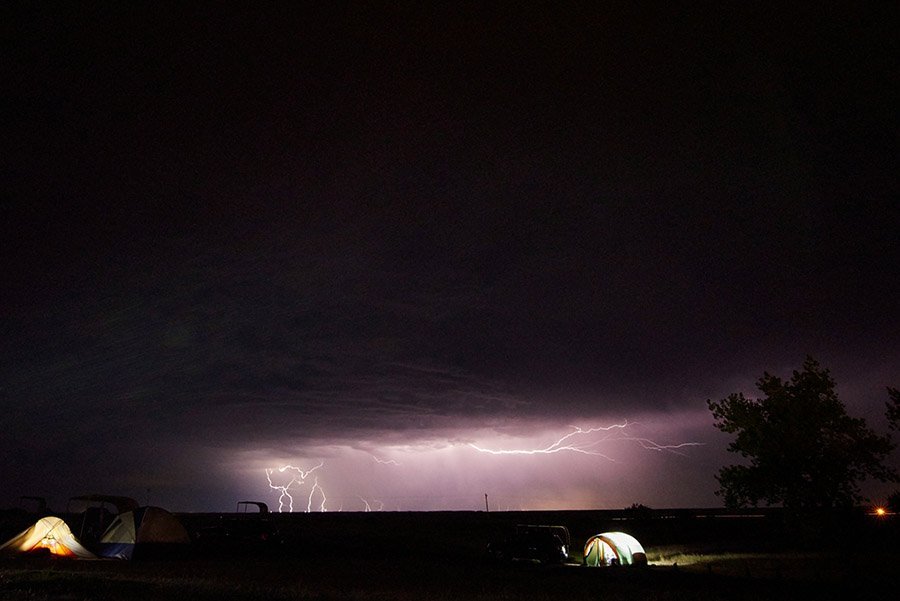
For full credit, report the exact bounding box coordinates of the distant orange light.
[875,507,887,516]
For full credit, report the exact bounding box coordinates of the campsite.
[2,503,898,600]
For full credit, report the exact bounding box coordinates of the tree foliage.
[707,357,897,509]
[888,490,900,513]
[887,387,900,431]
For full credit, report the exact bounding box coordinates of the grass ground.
[4,553,899,601]
[2,510,897,600]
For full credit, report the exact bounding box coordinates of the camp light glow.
[468,421,704,458]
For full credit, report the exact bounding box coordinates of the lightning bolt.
[307,476,327,512]
[469,421,703,459]
[265,461,325,512]
[359,497,384,512]
[372,455,400,465]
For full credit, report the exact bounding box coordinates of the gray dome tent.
[96,506,190,560]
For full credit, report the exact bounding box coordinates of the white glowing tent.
[0,516,96,558]
[583,531,647,567]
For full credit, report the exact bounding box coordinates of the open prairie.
[2,510,898,600]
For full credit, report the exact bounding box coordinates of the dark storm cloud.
[2,238,526,442]
[2,3,898,509]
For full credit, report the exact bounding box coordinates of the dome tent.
[583,531,647,567]
[0,516,96,558]
[96,506,190,560]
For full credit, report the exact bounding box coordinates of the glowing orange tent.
[0,516,96,558]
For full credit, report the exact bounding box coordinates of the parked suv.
[194,501,282,554]
[487,524,570,564]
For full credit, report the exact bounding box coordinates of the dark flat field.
[2,510,898,600]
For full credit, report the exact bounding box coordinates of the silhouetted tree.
[626,503,653,519]
[707,357,898,510]
[887,387,900,431]
[887,490,900,513]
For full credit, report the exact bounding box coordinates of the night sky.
[2,3,898,512]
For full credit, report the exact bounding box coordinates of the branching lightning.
[468,420,703,460]
[359,497,384,512]
[261,421,702,512]
[265,461,325,513]
[307,476,327,512]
